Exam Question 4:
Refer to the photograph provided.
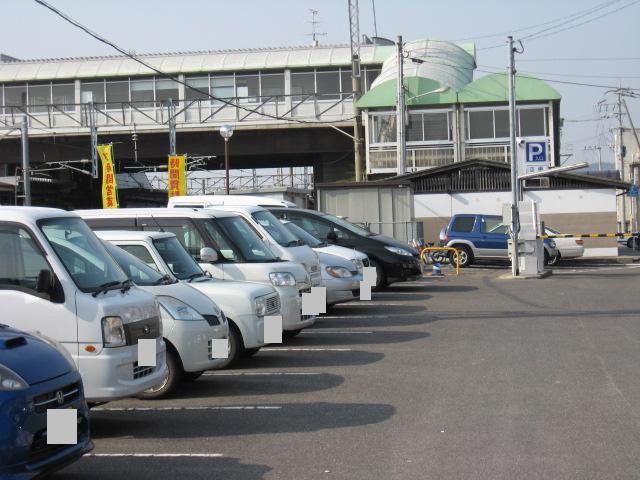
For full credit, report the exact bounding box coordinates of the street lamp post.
[219,124,234,194]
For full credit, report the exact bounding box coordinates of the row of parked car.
[0,194,424,477]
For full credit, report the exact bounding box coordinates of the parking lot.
[54,263,640,480]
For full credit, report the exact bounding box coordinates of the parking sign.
[524,141,548,174]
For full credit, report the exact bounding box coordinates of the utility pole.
[396,35,406,176]
[621,98,640,233]
[20,115,31,206]
[508,36,519,276]
[307,9,326,47]
[348,0,365,181]
[617,91,627,232]
[87,102,98,179]
[168,99,177,156]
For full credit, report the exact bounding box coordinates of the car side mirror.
[327,231,338,243]
[199,247,218,263]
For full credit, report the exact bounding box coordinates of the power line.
[476,65,640,80]
[519,57,640,62]
[33,0,355,127]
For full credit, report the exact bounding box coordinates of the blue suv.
[0,325,93,478]
[439,214,558,268]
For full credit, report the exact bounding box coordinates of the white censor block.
[302,287,326,315]
[264,315,283,344]
[47,408,77,444]
[360,267,377,301]
[211,338,229,359]
[137,338,156,367]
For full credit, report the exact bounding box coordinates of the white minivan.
[76,208,315,336]
[93,230,281,366]
[102,240,229,397]
[0,207,166,403]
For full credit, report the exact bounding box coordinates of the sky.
[3,0,640,170]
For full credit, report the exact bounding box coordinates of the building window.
[406,114,423,142]
[423,112,450,141]
[519,108,546,136]
[210,76,234,104]
[80,81,105,104]
[260,73,285,100]
[291,72,315,101]
[28,84,50,113]
[105,80,129,109]
[494,110,509,138]
[466,106,548,140]
[316,71,340,100]
[370,113,397,144]
[236,74,260,103]
[365,67,381,91]
[130,79,154,108]
[467,110,493,139]
[52,83,75,112]
[3,84,27,111]
[185,76,209,101]
[155,78,179,106]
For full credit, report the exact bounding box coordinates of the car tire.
[212,322,241,370]
[283,329,302,339]
[181,371,204,382]
[241,347,261,357]
[369,258,388,291]
[137,348,182,399]
[628,237,637,249]
[547,250,560,266]
[450,245,473,268]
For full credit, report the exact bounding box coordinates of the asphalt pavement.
[54,263,640,479]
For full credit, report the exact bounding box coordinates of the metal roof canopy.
[0,44,395,83]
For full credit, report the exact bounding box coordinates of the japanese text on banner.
[97,144,119,209]
[168,155,187,198]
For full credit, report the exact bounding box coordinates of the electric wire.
[33,0,356,127]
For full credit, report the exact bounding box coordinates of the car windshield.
[203,217,277,263]
[152,236,204,280]
[282,221,323,248]
[39,217,128,293]
[103,241,168,287]
[251,210,301,247]
[321,213,372,237]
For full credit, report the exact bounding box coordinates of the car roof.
[204,205,266,214]
[75,207,237,219]
[94,230,175,241]
[169,195,296,207]
[0,206,79,223]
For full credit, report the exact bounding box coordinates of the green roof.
[357,72,561,109]
[357,77,458,108]
[458,73,561,103]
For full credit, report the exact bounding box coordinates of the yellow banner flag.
[97,144,119,209]
[168,155,187,198]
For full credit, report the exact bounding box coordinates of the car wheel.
[241,347,261,357]
[137,348,182,399]
[283,329,302,339]
[369,258,388,291]
[212,322,241,370]
[450,245,473,268]
[181,371,204,382]
[547,251,560,266]
[628,237,637,249]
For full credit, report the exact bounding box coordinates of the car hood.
[314,244,367,262]
[140,281,222,317]
[0,328,73,385]
[370,234,418,254]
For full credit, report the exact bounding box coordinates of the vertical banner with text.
[97,144,119,209]
[168,154,187,198]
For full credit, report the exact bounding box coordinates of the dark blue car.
[440,214,558,267]
[0,325,93,478]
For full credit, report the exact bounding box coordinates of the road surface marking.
[86,453,225,458]
[262,347,353,351]
[93,405,282,411]
[203,372,322,376]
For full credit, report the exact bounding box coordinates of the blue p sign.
[526,142,546,163]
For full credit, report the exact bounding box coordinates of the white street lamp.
[219,124,234,194]
[406,86,450,103]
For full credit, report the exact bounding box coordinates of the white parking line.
[299,330,374,334]
[203,372,322,376]
[344,302,408,306]
[262,347,353,351]
[93,406,282,411]
[86,453,225,458]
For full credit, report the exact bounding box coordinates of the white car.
[103,241,229,397]
[94,230,281,368]
[545,227,584,264]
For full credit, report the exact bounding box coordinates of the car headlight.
[269,272,296,287]
[255,296,267,317]
[548,240,557,248]
[0,364,29,391]
[101,316,126,348]
[158,296,205,321]
[384,245,414,256]
[326,266,353,278]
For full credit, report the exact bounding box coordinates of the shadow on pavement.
[328,304,428,316]
[235,350,385,369]
[162,373,344,399]
[53,456,271,480]
[285,330,430,346]
[89,402,396,440]
[313,314,437,329]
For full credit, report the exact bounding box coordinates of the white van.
[92,230,281,366]
[76,208,315,336]
[0,207,166,403]
[102,240,229,397]
[169,194,296,208]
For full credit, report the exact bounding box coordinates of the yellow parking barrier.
[419,247,461,275]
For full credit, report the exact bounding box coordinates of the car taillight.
[575,239,584,245]
[444,233,448,243]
